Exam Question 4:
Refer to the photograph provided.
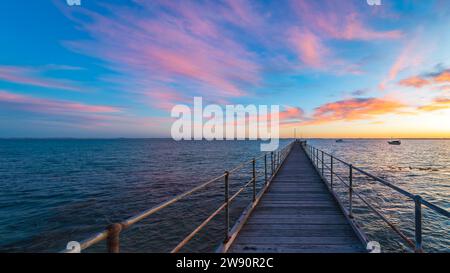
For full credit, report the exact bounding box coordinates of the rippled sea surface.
[0,139,448,252]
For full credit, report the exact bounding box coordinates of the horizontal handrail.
[304,143,449,253]
[123,174,226,228]
[215,142,293,253]
[173,142,295,252]
[63,141,295,253]
[352,165,415,200]
[171,177,255,253]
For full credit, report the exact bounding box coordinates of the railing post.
[314,148,317,167]
[315,148,318,167]
[321,150,324,176]
[224,171,230,242]
[330,156,334,190]
[349,164,353,218]
[312,147,314,164]
[264,154,267,184]
[414,195,423,253]
[276,152,279,168]
[107,223,122,253]
[271,152,274,175]
[273,152,276,170]
[252,159,256,202]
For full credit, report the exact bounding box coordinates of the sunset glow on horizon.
[0,0,449,138]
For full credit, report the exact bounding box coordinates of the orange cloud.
[418,97,450,112]
[398,69,450,89]
[280,106,304,121]
[399,76,430,88]
[434,71,450,83]
[304,98,405,125]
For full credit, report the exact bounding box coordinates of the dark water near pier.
[0,139,448,252]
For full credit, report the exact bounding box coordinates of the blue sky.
[0,0,449,138]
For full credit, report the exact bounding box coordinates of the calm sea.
[0,139,448,252]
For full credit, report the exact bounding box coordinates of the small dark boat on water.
[388,140,401,145]
[336,139,344,143]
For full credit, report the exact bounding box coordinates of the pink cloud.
[291,0,402,41]
[0,66,82,91]
[379,38,424,90]
[62,1,263,102]
[288,28,328,69]
[318,13,402,40]
[0,90,120,115]
[147,89,193,111]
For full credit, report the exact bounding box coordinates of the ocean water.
[0,139,448,253]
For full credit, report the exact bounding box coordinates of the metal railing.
[63,141,295,253]
[304,143,450,253]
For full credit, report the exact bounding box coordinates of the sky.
[0,0,449,138]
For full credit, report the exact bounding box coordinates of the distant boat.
[336,139,344,143]
[388,140,401,145]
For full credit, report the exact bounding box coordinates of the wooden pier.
[225,142,366,253]
[63,140,449,253]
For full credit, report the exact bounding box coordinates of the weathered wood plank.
[247,217,348,225]
[235,236,362,245]
[238,229,356,237]
[230,244,366,253]
[241,223,355,231]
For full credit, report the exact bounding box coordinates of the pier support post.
[252,159,256,202]
[414,195,423,253]
[107,223,122,253]
[348,165,353,219]
[224,171,230,242]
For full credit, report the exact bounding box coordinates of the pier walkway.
[226,143,366,253]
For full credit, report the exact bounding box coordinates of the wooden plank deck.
[227,143,367,253]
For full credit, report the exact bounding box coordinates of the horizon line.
[1,137,449,140]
